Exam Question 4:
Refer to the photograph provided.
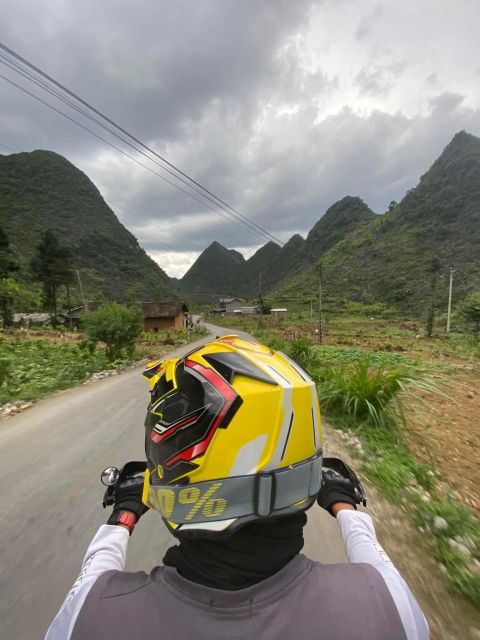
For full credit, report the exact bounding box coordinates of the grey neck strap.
[147,451,323,525]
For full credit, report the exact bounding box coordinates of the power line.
[0,72,270,244]
[0,56,268,244]
[108,200,186,245]
[0,43,284,246]
[0,53,271,246]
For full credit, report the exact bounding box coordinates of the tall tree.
[0,226,19,326]
[31,231,74,326]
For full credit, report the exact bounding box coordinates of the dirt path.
[407,369,480,515]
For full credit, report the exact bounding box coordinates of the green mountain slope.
[179,240,246,298]
[231,241,282,297]
[263,197,376,293]
[0,150,174,302]
[304,196,376,260]
[259,234,306,293]
[180,197,375,299]
[278,131,480,312]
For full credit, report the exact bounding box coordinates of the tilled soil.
[406,367,480,516]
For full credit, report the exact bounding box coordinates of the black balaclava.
[163,512,307,590]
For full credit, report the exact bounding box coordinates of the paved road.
[0,323,345,639]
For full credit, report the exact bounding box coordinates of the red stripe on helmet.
[165,359,237,466]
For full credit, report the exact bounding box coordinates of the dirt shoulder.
[407,367,480,516]
[325,425,480,640]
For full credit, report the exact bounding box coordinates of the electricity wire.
[0,53,269,244]
[0,71,270,243]
[0,43,284,246]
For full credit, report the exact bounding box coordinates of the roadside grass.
[227,325,480,606]
[415,502,480,605]
[317,361,436,429]
[316,362,480,607]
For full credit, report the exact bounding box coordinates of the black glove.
[317,470,358,516]
[107,475,149,529]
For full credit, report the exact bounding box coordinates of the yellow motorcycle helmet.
[142,335,323,536]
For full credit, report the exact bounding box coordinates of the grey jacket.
[46,511,429,639]
[71,554,407,640]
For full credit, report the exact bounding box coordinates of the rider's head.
[142,335,323,538]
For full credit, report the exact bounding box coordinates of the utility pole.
[446,267,455,333]
[317,264,323,344]
[258,272,263,313]
[76,269,86,307]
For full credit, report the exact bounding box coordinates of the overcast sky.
[1,0,480,277]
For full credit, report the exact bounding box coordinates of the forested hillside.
[278,131,480,312]
[0,150,174,302]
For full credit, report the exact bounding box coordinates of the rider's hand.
[107,475,149,532]
[317,470,358,517]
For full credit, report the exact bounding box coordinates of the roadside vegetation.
[211,311,480,606]
[0,334,117,404]
[0,308,208,407]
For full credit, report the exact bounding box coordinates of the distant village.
[13,297,288,332]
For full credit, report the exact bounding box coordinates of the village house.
[141,301,189,332]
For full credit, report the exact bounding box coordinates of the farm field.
[212,311,480,609]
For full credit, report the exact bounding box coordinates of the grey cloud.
[1,0,480,272]
[356,62,405,97]
[1,0,312,148]
[354,3,383,41]
[84,90,480,255]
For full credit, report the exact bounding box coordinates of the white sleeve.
[44,525,129,640]
[336,510,429,640]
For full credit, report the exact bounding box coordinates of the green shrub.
[288,338,319,372]
[316,358,443,429]
[82,303,143,360]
